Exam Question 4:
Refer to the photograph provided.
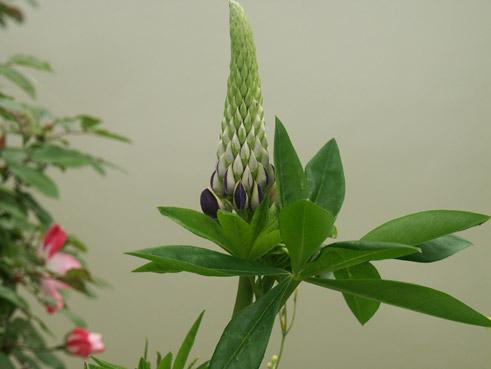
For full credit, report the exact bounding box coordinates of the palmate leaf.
[274,117,306,207]
[305,138,345,218]
[308,277,491,327]
[279,199,334,273]
[209,279,291,369]
[301,241,419,276]
[128,246,288,277]
[362,210,489,245]
[334,262,381,325]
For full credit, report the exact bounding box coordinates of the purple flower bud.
[200,188,221,218]
[233,182,248,210]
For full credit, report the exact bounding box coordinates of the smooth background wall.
[4,1,491,368]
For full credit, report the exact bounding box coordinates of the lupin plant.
[201,0,275,217]
[93,1,490,369]
[0,3,129,368]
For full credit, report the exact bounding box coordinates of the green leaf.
[91,358,128,369]
[302,241,419,276]
[20,192,53,226]
[8,55,52,71]
[31,145,95,167]
[279,200,334,273]
[250,197,270,238]
[362,210,490,245]
[158,353,173,369]
[0,353,16,369]
[305,138,345,217]
[92,128,131,143]
[248,230,281,260]
[128,246,288,277]
[274,117,306,207]
[173,311,204,369]
[0,64,35,98]
[0,148,28,163]
[9,164,58,198]
[308,276,491,327]
[35,352,65,369]
[209,279,291,369]
[195,362,209,369]
[334,262,381,325]
[217,211,253,258]
[0,285,28,309]
[399,234,472,263]
[158,207,230,253]
[61,307,87,327]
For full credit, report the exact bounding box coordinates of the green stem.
[233,277,253,315]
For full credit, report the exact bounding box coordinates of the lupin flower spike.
[201,0,275,217]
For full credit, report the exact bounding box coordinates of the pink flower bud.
[65,327,105,357]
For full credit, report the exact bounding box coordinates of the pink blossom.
[40,224,81,314]
[65,327,105,357]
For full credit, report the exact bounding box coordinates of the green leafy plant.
[87,312,208,369]
[0,6,129,368]
[97,1,490,369]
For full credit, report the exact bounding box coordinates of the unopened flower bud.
[202,0,275,213]
[233,182,248,210]
[200,188,222,218]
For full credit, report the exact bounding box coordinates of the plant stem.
[274,289,299,369]
[232,276,253,315]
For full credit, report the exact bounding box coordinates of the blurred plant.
[0,5,130,368]
[87,312,207,369]
[100,1,489,369]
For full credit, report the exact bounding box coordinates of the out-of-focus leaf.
[61,307,87,327]
[0,148,28,163]
[8,55,52,71]
[0,64,35,98]
[21,191,53,226]
[91,357,128,369]
[0,353,15,369]
[31,145,94,167]
[0,285,28,309]
[92,128,131,143]
[9,164,59,198]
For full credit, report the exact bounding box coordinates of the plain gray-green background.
[4,1,491,368]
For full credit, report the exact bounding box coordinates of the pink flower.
[65,327,105,357]
[41,278,68,314]
[40,224,81,314]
